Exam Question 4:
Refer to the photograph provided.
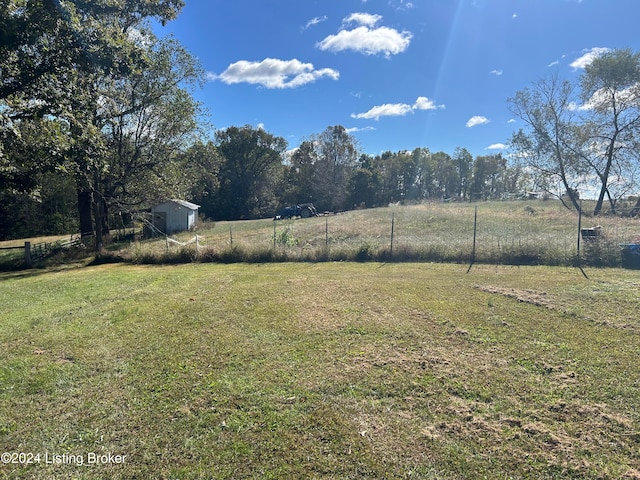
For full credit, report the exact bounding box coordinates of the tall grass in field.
[112,200,640,268]
[3,199,637,270]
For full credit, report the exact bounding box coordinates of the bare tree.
[579,49,640,215]
[509,73,586,212]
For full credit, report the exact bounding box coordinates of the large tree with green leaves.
[309,126,359,211]
[98,37,204,218]
[214,125,287,220]
[0,0,184,109]
[453,147,473,200]
[1,0,191,246]
[280,140,319,207]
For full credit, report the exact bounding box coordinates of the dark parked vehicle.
[274,203,318,220]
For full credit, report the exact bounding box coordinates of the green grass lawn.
[1,262,639,479]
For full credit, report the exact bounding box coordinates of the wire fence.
[135,202,640,268]
[3,202,640,269]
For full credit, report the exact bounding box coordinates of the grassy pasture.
[1,200,639,269]
[112,200,639,268]
[1,261,639,479]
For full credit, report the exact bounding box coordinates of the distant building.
[151,199,199,234]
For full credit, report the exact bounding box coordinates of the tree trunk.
[101,198,111,244]
[593,185,607,216]
[593,142,616,216]
[92,189,103,252]
[606,189,616,215]
[77,190,94,240]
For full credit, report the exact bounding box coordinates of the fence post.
[576,200,588,278]
[229,226,233,246]
[390,213,395,258]
[24,241,32,268]
[273,221,276,250]
[325,217,328,248]
[472,206,477,262]
[577,200,582,261]
[466,206,477,273]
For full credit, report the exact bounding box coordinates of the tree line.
[2,2,639,243]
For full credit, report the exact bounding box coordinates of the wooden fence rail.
[12,236,83,267]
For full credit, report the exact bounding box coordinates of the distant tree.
[309,126,359,211]
[430,151,455,199]
[347,154,383,208]
[452,147,473,200]
[411,147,435,199]
[376,151,411,203]
[280,140,318,206]
[470,154,508,200]
[215,125,287,220]
[184,141,222,220]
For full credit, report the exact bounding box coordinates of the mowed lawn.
[0,262,639,479]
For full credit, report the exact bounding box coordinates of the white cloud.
[343,12,382,27]
[490,69,503,76]
[303,16,328,30]
[507,118,516,124]
[466,116,489,128]
[210,58,339,89]
[317,13,412,57]
[351,96,444,120]
[570,47,610,70]
[390,0,415,11]
[486,143,506,150]
[352,102,413,120]
[414,96,445,110]
[571,84,640,111]
[346,126,376,133]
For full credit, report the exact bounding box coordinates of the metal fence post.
[390,213,395,258]
[325,217,329,248]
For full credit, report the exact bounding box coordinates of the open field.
[1,262,639,479]
[2,200,639,269]
[109,200,640,268]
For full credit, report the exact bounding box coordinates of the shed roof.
[154,199,200,210]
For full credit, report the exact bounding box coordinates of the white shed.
[151,199,200,234]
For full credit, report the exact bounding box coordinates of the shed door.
[153,212,167,234]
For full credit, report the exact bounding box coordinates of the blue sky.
[154,0,640,158]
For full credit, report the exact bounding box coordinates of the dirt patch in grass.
[474,284,554,308]
[474,281,639,332]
